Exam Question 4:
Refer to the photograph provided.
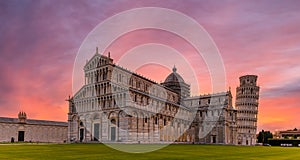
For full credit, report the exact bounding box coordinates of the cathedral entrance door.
[18,131,24,142]
[93,123,100,141]
[212,135,216,143]
[79,129,84,142]
[111,127,116,141]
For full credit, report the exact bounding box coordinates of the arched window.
[129,78,133,86]
[111,119,116,125]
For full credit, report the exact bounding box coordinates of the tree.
[257,130,273,144]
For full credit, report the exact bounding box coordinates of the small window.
[119,74,122,82]
[129,78,133,86]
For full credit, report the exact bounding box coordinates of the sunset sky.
[1,0,300,132]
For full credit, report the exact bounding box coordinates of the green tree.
[257,130,273,144]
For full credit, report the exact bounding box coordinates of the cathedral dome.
[164,66,185,83]
[162,66,190,98]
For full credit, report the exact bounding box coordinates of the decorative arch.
[92,113,101,120]
[108,111,117,119]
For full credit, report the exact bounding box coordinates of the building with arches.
[68,49,259,145]
[236,75,260,145]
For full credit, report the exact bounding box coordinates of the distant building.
[269,128,300,146]
[0,112,68,143]
[68,49,260,145]
[274,128,300,139]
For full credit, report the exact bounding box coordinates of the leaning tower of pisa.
[236,75,260,145]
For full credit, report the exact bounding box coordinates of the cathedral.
[67,49,260,145]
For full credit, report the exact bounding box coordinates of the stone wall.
[0,119,67,143]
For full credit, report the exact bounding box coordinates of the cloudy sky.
[1,0,300,132]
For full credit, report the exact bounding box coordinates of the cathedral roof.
[164,66,185,83]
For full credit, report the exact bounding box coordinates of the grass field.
[0,143,300,160]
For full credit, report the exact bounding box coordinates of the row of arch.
[72,110,194,143]
[85,67,109,84]
[237,87,259,95]
[236,101,259,106]
[74,93,127,113]
[86,56,109,70]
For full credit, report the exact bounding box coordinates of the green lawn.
[0,143,299,160]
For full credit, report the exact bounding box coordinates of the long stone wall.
[0,118,68,143]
